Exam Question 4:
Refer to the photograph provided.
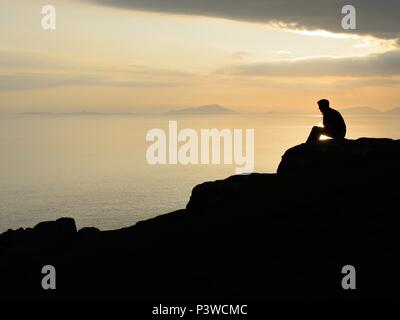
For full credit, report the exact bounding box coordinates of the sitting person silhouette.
[307,99,346,143]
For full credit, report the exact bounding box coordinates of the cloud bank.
[0,49,193,90]
[223,50,400,77]
[88,0,400,40]
[0,73,183,90]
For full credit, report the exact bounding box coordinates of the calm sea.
[1,113,399,232]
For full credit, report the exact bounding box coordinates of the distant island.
[166,104,237,115]
[18,105,237,116]
[21,111,139,116]
[12,106,400,116]
[386,107,400,114]
[340,106,400,115]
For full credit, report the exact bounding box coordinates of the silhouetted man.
[307,99,346,143]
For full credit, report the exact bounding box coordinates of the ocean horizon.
[1,113,399,232]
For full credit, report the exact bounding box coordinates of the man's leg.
[306,126,324,143]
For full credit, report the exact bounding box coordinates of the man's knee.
[307,126,324,142]
[311,126,323,134]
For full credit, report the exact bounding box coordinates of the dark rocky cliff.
[1,138,400,299]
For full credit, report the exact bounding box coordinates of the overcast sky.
[0,0,399,112]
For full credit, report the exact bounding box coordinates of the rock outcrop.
[278,138,400,176]
[1,138,400,299]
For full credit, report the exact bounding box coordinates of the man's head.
[317,99,330,113]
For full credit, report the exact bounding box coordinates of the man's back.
[323,107,346,139]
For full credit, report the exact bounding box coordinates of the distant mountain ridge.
[340,106,400,115]
[340,107,382,114]
[386,107,400,114]
[21,111,139,116]
[166,104,237,115]
[15,106,400,116]
[22,111,101,115]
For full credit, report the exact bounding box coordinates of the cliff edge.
[1,138,400,299]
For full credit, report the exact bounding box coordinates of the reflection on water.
[0,114,399,231]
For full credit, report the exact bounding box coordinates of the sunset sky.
[1,0,400,113]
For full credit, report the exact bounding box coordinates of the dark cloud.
[222,50,400,77]
[87,0,400,40]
